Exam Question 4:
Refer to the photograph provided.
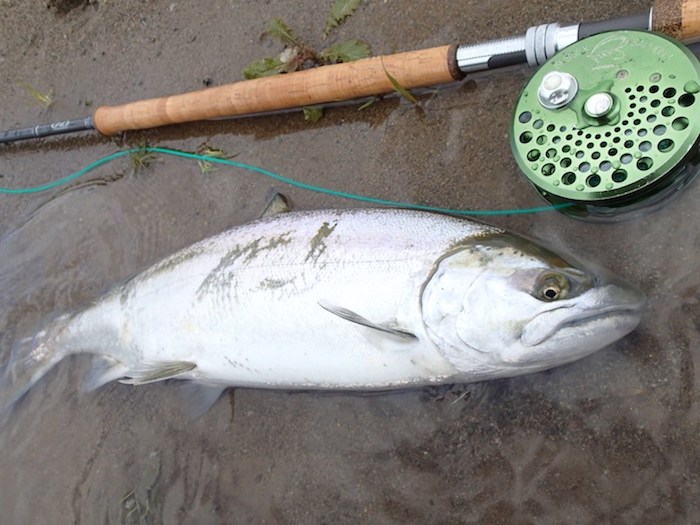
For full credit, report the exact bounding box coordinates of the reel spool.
[511,30,700,220]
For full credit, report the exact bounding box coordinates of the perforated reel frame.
[511,30,700,219]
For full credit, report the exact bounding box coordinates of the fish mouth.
[521,304,643,348]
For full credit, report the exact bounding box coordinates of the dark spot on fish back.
[197,233,292,297]
[305,221,337,264]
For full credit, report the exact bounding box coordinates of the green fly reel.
[511,30,700,220]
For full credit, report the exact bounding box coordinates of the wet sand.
[2,0,700,523]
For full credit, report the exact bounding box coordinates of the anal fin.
[179,382,228,419]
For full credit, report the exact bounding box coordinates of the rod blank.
[0,117,94,144]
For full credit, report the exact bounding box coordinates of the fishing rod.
[1,0,699,144]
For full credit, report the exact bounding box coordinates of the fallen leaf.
[268,18,298,46]
[243,57,284,79]
[303,106,324,122]
[381,59,419,105]
[320,39,371,63]
[324,0,362,36]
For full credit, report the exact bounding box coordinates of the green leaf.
[324,0,362,36]
[303,106,324,122]
[381,59,419,105]
[357,96,378,111]
[320,39,371,63]
[268,18,298,46]
[242,57,284,79]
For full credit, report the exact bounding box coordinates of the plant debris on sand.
[243,1,370,80]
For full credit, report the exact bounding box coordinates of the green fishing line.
[0,150,133,195]
[0,146,571,215]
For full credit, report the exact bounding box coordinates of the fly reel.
[511,30,700,220]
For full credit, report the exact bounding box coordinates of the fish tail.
[0,314,73,412]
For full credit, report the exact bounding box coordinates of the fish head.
[421,233,645,379]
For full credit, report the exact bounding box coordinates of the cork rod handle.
[93,45,461,136]
[653,0,700,42]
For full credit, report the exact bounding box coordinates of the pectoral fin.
[119,361,197,385]
[318,300,417,341]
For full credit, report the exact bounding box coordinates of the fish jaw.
[518,308,642,364]
[511,279,645,367]
[520,302,643,349]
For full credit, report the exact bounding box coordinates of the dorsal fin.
[260,191,291,218]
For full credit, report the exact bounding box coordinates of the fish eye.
[543,286,560,300]
[536,272,570,301]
